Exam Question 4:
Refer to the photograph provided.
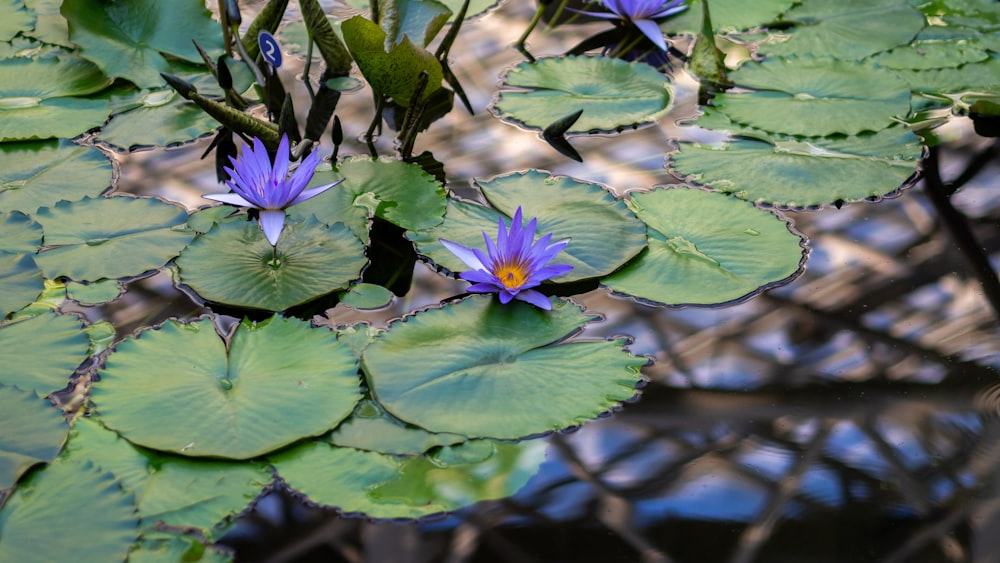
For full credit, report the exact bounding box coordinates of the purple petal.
[273,134,290,182]
[495,215,510,258]
[634,18,667,50]
[289,178,343,205]
[441,239,487,270]
[286,150,323,200]
[565,7,621,19]
[204,193,255,207]
[258,209,286,246]
[460,269,496,284]
[467,282,501,293]
[515,289,552,310]
[498,290,515,304]
[529,263,574,282]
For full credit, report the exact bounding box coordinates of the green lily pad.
[33,196,194,282]
[0,384,69,490]
[60,0,223,88]
[409,170,647,283]
[0,458,138,562]
[0,139,112,214]
[23,0,71,46]
[342,15,442,106]
[0,210,42,254]
[0,311,90,395]
[668,0,795,33]
[330,399,465,455]
[128,536,233,563]
[93,315,362,460]
[896,53,1000,94]
[65,279,124,305]
[65,417,270,535]
[176,215,367,311]
[0,54,111,141]
[670,125,923,208]
[758,0,926,60]
[492,56,672,133]
[603,187,806,307]
[298,156,446,232]
[921,0,1000,31]
[711,57,912,136]
[363,295,646,439]
[381,0,451,47]
[341,0,500,21]
[871,38,990,71]
[0,0,34,42]
[97,90,220,151]
[335,323,383,360]
[0,253,44,318]
[340,283,395,310]
[271,438,547,519]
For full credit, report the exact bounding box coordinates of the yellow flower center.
[494,261,528,290]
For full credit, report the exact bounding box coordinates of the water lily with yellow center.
[440,207,573,310]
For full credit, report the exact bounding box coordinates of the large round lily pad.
[33,195,195,282]
[711,57,912,136]
[93,315,362,459]
[175,215,367,311]
[603,187,807,307]
[0,384,69,490]
[363,295,647,439]
[408,170,647,282]
[270,438,547,519]
[492,56,673,133]
[668,0,795,33]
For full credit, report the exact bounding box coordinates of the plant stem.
[923,145,1000,321]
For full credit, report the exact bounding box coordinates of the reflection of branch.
[862,416,931,513]
[729,421,833,563]
[550,434,674,563]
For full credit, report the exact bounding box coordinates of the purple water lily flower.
[204,134,342,246]
[440,207,573,310]
[572,0,688,51]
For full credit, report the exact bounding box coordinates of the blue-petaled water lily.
[204,134,342,246]
[572,0,688,51]
[440,207,573,310]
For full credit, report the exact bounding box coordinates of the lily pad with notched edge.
[93,315,362,460]
[176,215,367,311]
[602,187,807,307]
[0,139,112,214]
[363,295,647,440]
[271,438,547,519]
[330,399,465,455]
[668,0,795,34]
[0,383,69,490]
[0,311,91,396]
[492,56,672,133]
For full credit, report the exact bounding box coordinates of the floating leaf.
[0,253,44,319]
[0,384,69,490]
[342,15,442,105]
[895,53,1000,94]
[711,57,912,136]
[342,0,501,20]
[0,311,90,395]
[670,125,922,208]
[271,438,546,519]
[0,458,138,562]
[0,54,111,141]
[603,187,806,307]
[758,0,926,60]
[330,399,465,455]
[871,37,990,71]
[493,56,672,133]
[0,210,42,254]
[65,279,124,305]
[363,295,646,439]
[93,316,362,460]
[668,0,795,33]
[65,417,270,534]
[22,0,71,46]
[382,0,451,47]
[0,139,112,214]
[60,0,223,88]
[409,170,646,283]
[176,216,366,311]
[33,196,194,282]
[298,156,446,232]
[0,0,35,42]
[97,90,220,151]
[128,536,233,563]
[340,283,395,310]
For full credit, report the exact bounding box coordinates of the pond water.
[2,0,1000,561]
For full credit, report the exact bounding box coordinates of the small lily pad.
[65,279,124,305]
[0,139,112,214]
[669,0,795,33]
[492,56,673,133]
[33,196,194,282]
[0,252,44,318]
[603,187,807,307]
[340,283,395,310]
[362,295,647,440]
[176,215,367,312]
[93,315,362,459]
[330,399,465,456]
[271,438,547,519]
[0,311,90,396]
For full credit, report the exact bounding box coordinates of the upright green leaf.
[342,15,442,105]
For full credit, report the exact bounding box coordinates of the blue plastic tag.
[258,31,283,68]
